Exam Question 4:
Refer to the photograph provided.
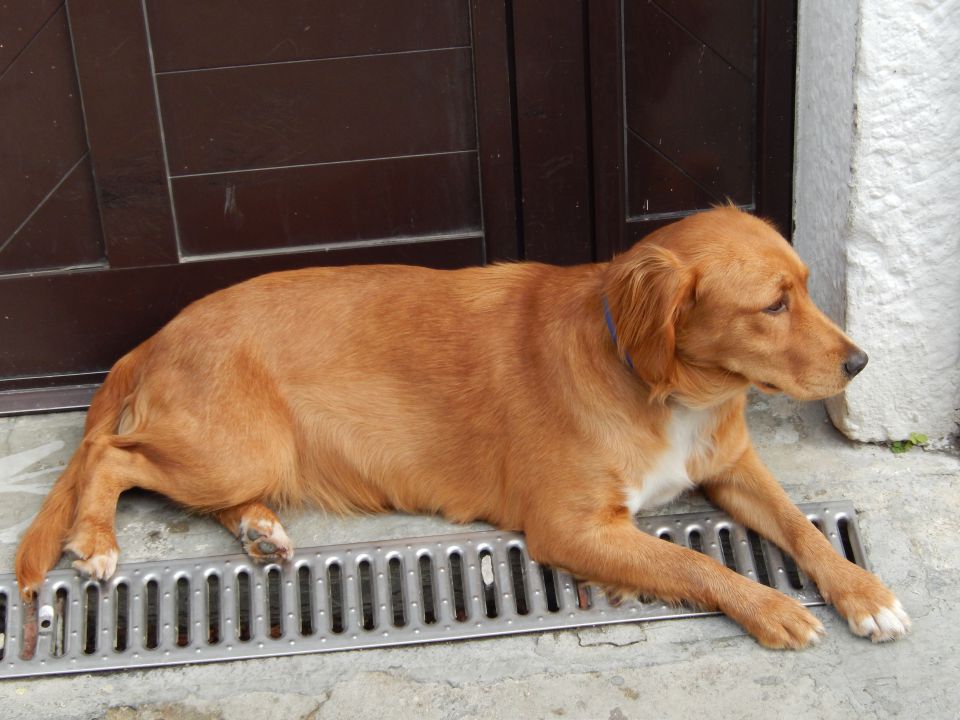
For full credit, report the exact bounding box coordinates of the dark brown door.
[0,1,796,413]
[0,0,520,412]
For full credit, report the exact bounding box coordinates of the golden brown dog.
[15,207,910,648]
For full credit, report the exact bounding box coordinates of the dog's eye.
[764,299,787,314]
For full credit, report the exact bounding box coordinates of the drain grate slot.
[387,556,405,627]
[267,567,283,638]
[296,566,313,636]
[688,529,705,554]
[0,501,868,678]
[235,571,252,641]
[357,560,375,631]
[327,563,344,634]
[718,527,737,571]
[539,566,561,613]
[20,599,37,660]
[205,574,221,644]
[781,553,805,590]
[478,549,498,618]
[837,517,857,563]
[448,551,468,622]
[507,546,529,615]
[114,582,129,652]
[83,584,99,655]
[52,586,68,657]
[174,577,190,647]
[418,555,437,624]
[144,579,159,650]
[575,580,592,610]
[746,530,772,587]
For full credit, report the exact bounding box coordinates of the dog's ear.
[604,243,695,398]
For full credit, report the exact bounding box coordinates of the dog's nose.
[843,348,869,378]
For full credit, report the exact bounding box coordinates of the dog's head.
[603,206,867,404]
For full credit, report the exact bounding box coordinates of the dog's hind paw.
[239,517,294,563]
[65,532,120,581]
[68,548,119,581]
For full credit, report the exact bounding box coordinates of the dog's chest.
[623,406,713,514]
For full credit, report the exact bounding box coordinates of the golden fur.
[15,207,909,648]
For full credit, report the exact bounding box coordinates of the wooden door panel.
[157,49,477,176]
[623,0,754,212]
[0,0,62,73]
[145,0,471,72]
[68,0,179,268]
[0,156,104,274]
[172,153,481,257]
[512,0,593,265]
[652,0,755,76]
[591,0,796,255]
[0,5,93,260]
[625,132,716,217]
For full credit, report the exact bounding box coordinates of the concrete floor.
[0,394,958,719]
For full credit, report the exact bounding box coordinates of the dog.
[15,206,910,648]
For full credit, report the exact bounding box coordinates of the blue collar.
[602,295,634,370]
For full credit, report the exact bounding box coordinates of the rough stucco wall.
[795,0,960,443]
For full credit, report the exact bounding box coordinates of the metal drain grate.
[0,501,867,678]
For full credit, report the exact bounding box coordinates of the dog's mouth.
[757,381,781,393]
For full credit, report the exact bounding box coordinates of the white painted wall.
[794,0,960,443]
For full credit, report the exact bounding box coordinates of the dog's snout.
[843,348,869,378]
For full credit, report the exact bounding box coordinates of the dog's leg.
[64,440,146,580]
[702,447,910,642]
[214,502,294,562]
[526,513,825,649]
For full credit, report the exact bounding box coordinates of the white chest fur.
[624,406,713,514]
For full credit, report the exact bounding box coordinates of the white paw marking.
[849,598,912,642]
[71,549,118,581]
[239,517,294,561]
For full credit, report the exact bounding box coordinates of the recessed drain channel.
[0,501,867,678]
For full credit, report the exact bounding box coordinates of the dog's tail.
[14,350,141,599]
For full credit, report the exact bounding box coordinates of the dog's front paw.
[239,516,294,563]
[730,586,825,650]
[846,598,911,642]
[823,566,911,642]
